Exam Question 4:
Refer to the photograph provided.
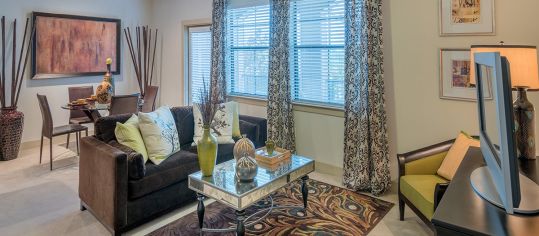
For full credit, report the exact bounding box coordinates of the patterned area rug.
[149,179,393,236]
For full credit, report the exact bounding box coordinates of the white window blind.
[291,0,345,107]
[188,26,212,104]
[227,2,270,97]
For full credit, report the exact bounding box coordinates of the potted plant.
[0,17,34,161]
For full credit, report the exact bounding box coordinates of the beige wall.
[151,0,539,180]
[388,0,539,154]
[3,0,152,142]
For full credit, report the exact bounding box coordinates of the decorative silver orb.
[233,136,255,161]
[235,155,258,182]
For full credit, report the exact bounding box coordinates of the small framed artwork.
[440,49,492,101]
[32,12,121,79]
[439,0,495,36]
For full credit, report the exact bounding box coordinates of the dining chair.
[109,94,140,116]
[67,86,93,148]
[141,85,159,112]
[37,94,88,171]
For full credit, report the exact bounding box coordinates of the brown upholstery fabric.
[126,180,194,227]
[128,150,198,199]
[95,114,132,143]
[79,136,128,231]
[110,95,140,116]
[109,140,146,180]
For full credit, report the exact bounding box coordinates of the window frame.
[186,24,212,105]
[226,3,271,98]
[289,0,346,108]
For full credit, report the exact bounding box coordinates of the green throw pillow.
[114,114,149,163]
[139,106,180,165]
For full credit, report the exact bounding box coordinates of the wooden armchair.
[397,139,455,230]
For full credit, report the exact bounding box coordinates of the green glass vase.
[197,125,218,176]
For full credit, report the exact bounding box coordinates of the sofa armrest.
[79,136,128,232]
[434,182,450,210]
[239,115,267,148]
[397,139,455,178]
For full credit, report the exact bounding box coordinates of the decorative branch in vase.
[123,26,158,99]
[0,16,35,161]
[195,79,220,176]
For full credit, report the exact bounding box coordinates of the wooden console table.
[432,147,539,235]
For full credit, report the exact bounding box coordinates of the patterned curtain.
[267,0,295,152]
[210,0,228,102]
[342,0,390,196]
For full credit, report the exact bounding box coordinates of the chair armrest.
[434,182,450,210]
[79,136,128,231]
[239,115,267,148]
[397,139,455,178]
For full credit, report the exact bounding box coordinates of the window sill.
[228,95,344,118]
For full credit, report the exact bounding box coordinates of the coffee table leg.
[236,210,245,236]
[301,175,309,209]
[197,193,205,230]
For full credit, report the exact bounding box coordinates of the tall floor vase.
[197,125,218,176]
[0,108,24,161]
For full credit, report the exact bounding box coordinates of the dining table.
[61,102,110,123]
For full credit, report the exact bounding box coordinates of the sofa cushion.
[139,106,181,165]
[193,102,235,144]
[170,106,195,146]
[400,175,448,220]
[115,114,148,163]
[128,150,199,199]
[183,143,235,165]
[95,113,133,143]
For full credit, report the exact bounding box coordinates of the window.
[291,0,345,107]
[187,26,212,104]
[227,2,270,98]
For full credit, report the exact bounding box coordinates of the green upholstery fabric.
[405,151,447,175]
[400,175,449,220]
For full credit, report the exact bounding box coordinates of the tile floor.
[0,139,432,236]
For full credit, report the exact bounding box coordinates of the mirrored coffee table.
[188,155,315,236]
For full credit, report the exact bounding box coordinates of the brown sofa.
[79,106,267,235]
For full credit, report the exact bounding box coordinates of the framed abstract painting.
[32,12,121,79]
[439,49,492,101]
[439,0,495,36]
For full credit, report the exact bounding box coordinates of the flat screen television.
[473,52,539,214]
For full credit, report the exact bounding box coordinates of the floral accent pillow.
[193,102,235,145]
[138,106,180,165]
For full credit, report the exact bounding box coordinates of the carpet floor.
[149,179,393,236]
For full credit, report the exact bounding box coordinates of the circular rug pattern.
[149,179,393,236]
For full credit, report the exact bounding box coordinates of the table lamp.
[470,45,539,160]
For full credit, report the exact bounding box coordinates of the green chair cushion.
[400,175,448,220]
[405,151,448,175]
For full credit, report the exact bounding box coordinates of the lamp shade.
[470,45,539,90]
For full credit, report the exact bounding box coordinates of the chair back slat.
[37,94,54,137]
[141,86,159,112]
[68,86,93,119]
[109,95,140,116]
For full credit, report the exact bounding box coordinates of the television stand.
[432,147,539,236]
[470,166,539,214]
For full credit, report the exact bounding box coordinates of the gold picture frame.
[439,0,495,36]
